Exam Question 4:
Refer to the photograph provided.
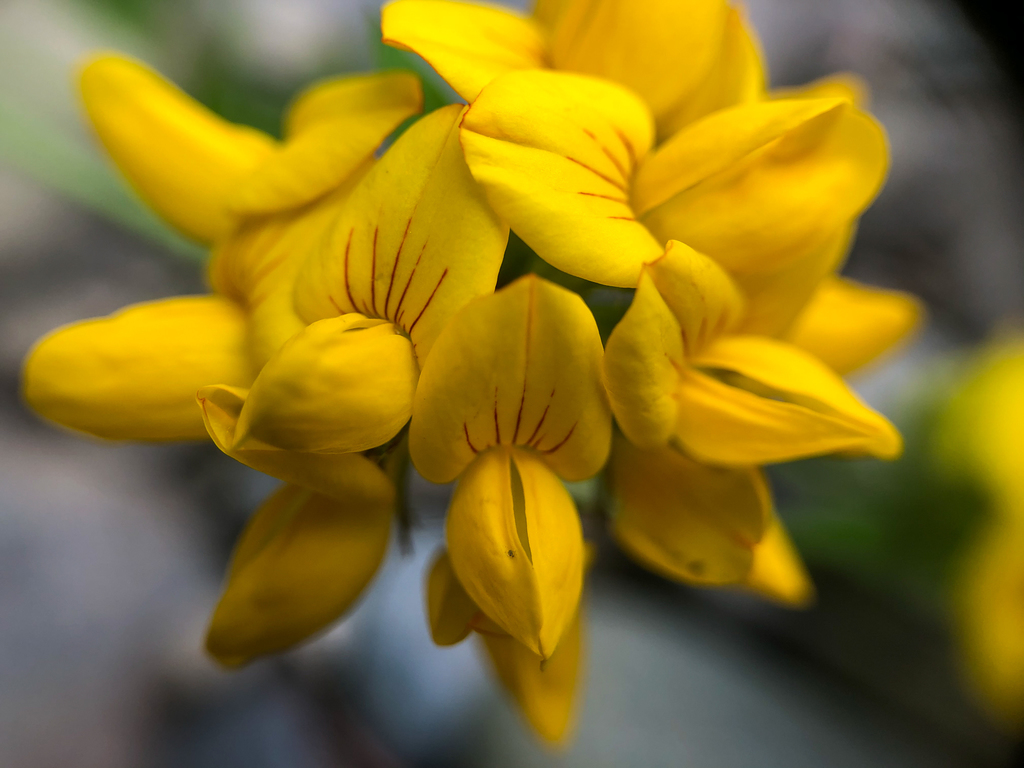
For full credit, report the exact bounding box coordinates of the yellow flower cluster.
[20,0,924,743]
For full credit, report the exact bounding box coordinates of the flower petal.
[410,275,611,484]
[197,385,396,500]
[735,225,852,337]
[381,0,547,102]
[610,438,767,585]
[548,0,729,132]
[677,335,902,464]
[786,276,924,376]
[657,6,766,136]
[234,314,418,454]
[229,72,423,215]
[532,0,572,28]
[295,104,508,362]
[480,601,583,743]
[80,54,275,243]
[206,480,392,666]
[426,549,480,646]
[461,70,661,287]
[603,241,742,448]
[744,513,815,608]
[446,447,584,658]
[23,296,252,441]
[637,99,888,275]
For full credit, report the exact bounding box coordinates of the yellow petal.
[410,275,611,484]
[23,296,253,441]
[80,54,276,243]
[786,276,924,376]
[610,438,768,585]
[426,549,480,646]
[206,481,392,666]
[676,335,902,464]
[295,104,508,362]
[954,519,1024,729]
[234,314,417,454]
[461,70,662,288]
[480,601,583,743]
[446,447,584,658]
[197,385,397,501]
[658,6,767,136]
[744,513,815,608]
[532,0,572,28]
[735,224,853,337]
[603,242,742,448]
[936,338,1024,508]
[381,0,547,102]
[773,73,871,109]
[548,0,729,132]
[229,72,423,215]
[638,99,888,276]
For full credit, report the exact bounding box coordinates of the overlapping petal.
[445,447,584,659]
[197,385,396,500]
[426,549,480,646]
[481,601,583,743]
[410,276,611,484]
[679,335,903,464]
[638,98,888,276]
[610,438,768,585]
[786,276,924,375]
[23,296,253,441]
[381,0,547,103]
[461,70,661,287]
[80,54,275,243]
[233,314,418,454]
[547,0,729,131]
[603,242,742,447]
[744,513,815,607]
[206,480,392,666]
[228,71,423,215]
[295,104,508,362]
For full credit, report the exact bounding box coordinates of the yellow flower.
[458,69,887,303]
[604,242,901,465]
[603,242,908,607]
[939,338,1024,728]
[21,53,509,665]
[409,275,611,659]
[427,548,585,743]
[382,0,764,139]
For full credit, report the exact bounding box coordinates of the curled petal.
[22,296,252,441]
[786,276,924,376]
[229,71,423,215]
[296,104,508,362]
[446,448,584,658]
[235,315,418,454]
[744,513,815,608]
[381,0,547,102]
[610,438,768,585]
[638,99,888,275]
[676,335,902,464]
[426,550,480,646]
[480,602,584,743]
[461,70,661,288]
[197,385,395,501]
[410,276,611,484]
[548,0,729,131]
[206,481,392,666]
[80,54,275,243]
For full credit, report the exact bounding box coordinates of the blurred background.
[2,0,1023,765]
